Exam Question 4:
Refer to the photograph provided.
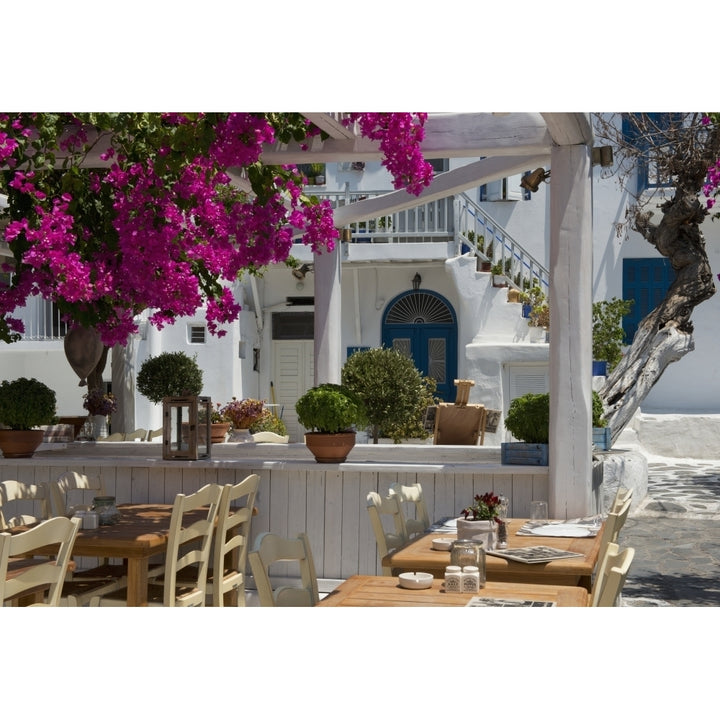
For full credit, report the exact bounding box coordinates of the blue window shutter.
[622,258,675,342]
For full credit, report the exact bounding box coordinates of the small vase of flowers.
[457,492,503,546]
[83,388,117,417]
[218,398,265,430]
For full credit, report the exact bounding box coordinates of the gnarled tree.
[593,113,720,442]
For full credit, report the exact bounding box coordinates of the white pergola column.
[313,240,343,385]
[548,143,593,519]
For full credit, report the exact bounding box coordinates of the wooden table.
[318,574,589,607]
[383,518,603,590]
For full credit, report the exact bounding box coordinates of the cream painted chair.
[146,428,163,442]
[48,471,105,517]
[248,532,319,607]
[0,516,81,606]
[366,491,409,575]
[0,480,50,531]
[590,542,635,607]
[610,486,633,514]
[96,432,125,442]
[389,482,431,538]
[123,429,147,442]
[90,483,223,607]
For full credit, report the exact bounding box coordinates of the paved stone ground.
[620,460,720,606]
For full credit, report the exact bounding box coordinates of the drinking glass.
[530,500,548,521]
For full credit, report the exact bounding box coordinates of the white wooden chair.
[0,480,49,531]
[610,486,633,514]
[96,432,125,442]
[0,516,81,606]
[389,482,431,538]
[90,483,223,607]
[203,474,259,606]
[123,429,147,442]
[366,491,409,575]
[146,428,163,442]
[590,542,635,607]
[48,471,105,517]
[248,532,319,607]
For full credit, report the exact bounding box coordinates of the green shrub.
[341,347,437,443]
[504,393,549,444]
[250,408,288,436]
[592,298,634,372]
[137,352,203,404]
[295,383,366,434]
[0,377,57,430]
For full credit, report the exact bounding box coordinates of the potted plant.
[457,491,504,546]
[217,397,265,442]
[340,346,437,444]
[592,390,611,450]
[295,383,367,462]
[501,392,550,465]
[0,377,57,458]
[592,298,634,376]
[82,387,118,440]
[137,351,204,404]
[519,284,549,341]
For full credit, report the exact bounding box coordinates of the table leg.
[126,558,149,606]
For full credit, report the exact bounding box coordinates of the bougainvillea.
[0,112,432,346]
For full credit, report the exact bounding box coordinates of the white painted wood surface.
[1,447,548,580]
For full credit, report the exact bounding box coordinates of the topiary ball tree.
[504,392,550,444]
[136,351,204,404]
[341,346,433,444]
[0,377,57,430]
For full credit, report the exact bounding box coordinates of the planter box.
[593,427,612,450]
[592,360,608,376]
[501,442,549,466]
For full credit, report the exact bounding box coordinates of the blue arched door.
[381,290,458,402]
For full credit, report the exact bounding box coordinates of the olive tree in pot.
[0,377,57,458]
[340,346,437,444]
[295,383,367,463]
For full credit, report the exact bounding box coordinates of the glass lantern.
[162,396,212,460]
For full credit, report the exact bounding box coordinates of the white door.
[273,340,314,442]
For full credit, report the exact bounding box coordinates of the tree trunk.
[601,188,716,442]
[86,345,109,395]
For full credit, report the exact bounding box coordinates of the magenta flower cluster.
[0,113,433,346]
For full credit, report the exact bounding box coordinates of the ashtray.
[398,572,434,590]
[431,537,453,551]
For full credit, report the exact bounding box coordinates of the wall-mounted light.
[412,273,422,292]
[291,263,314,280]
[592,146,614,167]
[520,168,551,193]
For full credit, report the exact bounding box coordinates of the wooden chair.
[146,428,163,441]
[123,429,147,442]
[366,491,409,575]
[0,516,81,606]
[201,474,259,606]
[248,532,319,607]
[0,480,50,531]
[610,486,633,514]
[589,542,635,607]
[96,432,125,442]
[388,482,431,538]
[90,483,223,607]
[433,379,487,446]
[48,471,105,517]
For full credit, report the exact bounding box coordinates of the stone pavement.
[619,459,720,606]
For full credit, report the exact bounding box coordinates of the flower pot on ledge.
[304,431,356,463]
[0,429,45,458]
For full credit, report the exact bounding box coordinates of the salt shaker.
[461,566,480,593]
[444,565,463,593]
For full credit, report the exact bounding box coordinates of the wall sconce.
[412,273,422,291]
[162,395,211,460]
[292,263,314,280]
[520,168,551,193]
[592,146,614,167]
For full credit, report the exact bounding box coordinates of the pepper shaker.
[444,565,463,593]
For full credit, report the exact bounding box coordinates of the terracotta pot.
[211,422,232,444]
[0,429,45,458]
[304,431,356,463]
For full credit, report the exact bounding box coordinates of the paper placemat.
[516,518,600,538]
[465,596,556,607]
[486,546,584,564]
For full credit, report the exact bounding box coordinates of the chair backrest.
[123,429,147,442]
[433,403,487,445]
[211,474,259,607]
[0,516,81,605]
[146,428,163,441]
[389,482,431,537]
[248,532,319,607]
[96,432,125,442]
[49,471,105,517]
[162,483,223,607]
[366,491,408,575]
[0,480,49,531]
[610,486,633,514]
[590,542,635,607]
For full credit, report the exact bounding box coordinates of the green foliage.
[0,377,57,430]
[295,383,367,434]
[250,408,288,436]
[341,347,437,443]
[592,298,634,371]
[519,284,549,328]
[136,351,203,404]
[504,393,550,444]
[592,390,606,428]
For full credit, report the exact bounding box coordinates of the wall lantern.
[520,168,551,193]
[412,273,422,292]
[162,395,212,460]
